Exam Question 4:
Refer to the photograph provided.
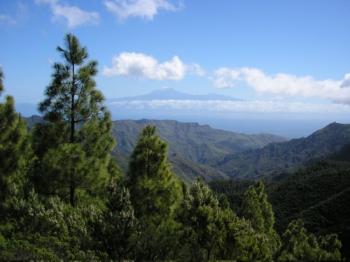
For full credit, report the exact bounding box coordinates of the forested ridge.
[210,158,350,260]
[215,122,350,179]
[0,34,344,261]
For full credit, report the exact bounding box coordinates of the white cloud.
[104,0,180,20]
[189,63,206,77]
[0,14,16,25]
[213,67,350,104]
[109,99,350,114]
[212,68,240,88]
[35,0,99,28]
[341,73,350,88]
[103,52,187,80]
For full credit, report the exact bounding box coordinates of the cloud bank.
[104,0,180,20]
[109,99,350,114]
[36,0,99,28]
[104,52,203,80]
[213,67,350,104]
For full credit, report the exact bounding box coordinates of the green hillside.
[215,122,350,179]
[112,119,285,181]
[269,160,350,259]
[210,153,350,259]
[169,154,228,183]
[113,119,285,163]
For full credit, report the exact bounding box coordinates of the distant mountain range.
[111,119,285,183]
[108,88,241,102]
[102,89,350,138]
[18,88,240,117]
[25,116,350,182]
[19,89,349,138]
[215,122,350,179]
[113,120,350,182]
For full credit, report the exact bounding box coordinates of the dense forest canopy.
[0,35,345,261]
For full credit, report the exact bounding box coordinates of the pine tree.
[39,144,88,202]
[2,191,101,260]
[127,125,181,222]
[98,180,138,260]
[278,219,342,261]
[241,181,280,260]
[0,68,31,210]
[177,179,269,261]
[33,34,115,206]
[177,179,226,261]
[127,125,182,259]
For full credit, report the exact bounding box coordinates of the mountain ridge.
[25,116,350,183]
[111,119,286,182]
[215,122,350,179]
[108,88,241,102]
[24,116,285,182]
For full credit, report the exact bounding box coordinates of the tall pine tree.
[177,179,227,261]
[241,181,281,260]
[97,180,138,260]
[127,125,182,260]
[127,125,181,222]
[33,34,115,206]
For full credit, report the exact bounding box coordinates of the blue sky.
[1,0,350,116]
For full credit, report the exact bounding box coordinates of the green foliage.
[209,179,254,212]
[240,181,280,260]
[33,34,115,206]
[211,159,350,260]
[96,180,138,260]
[114,119,284,182]
[269,160,350,229]
[32,121,68,159]
[268,160,350,259]
[242,182,276,233]
[36,143,88,202]
[39,34,105,126]
[0,191,102,260]
[126,125,182,259]
[278,219,342,261]
[177,179,282,261]
[127,125,182,223]
[177,179,227,261]
[0,70,32,211]
[217,122,350,179]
